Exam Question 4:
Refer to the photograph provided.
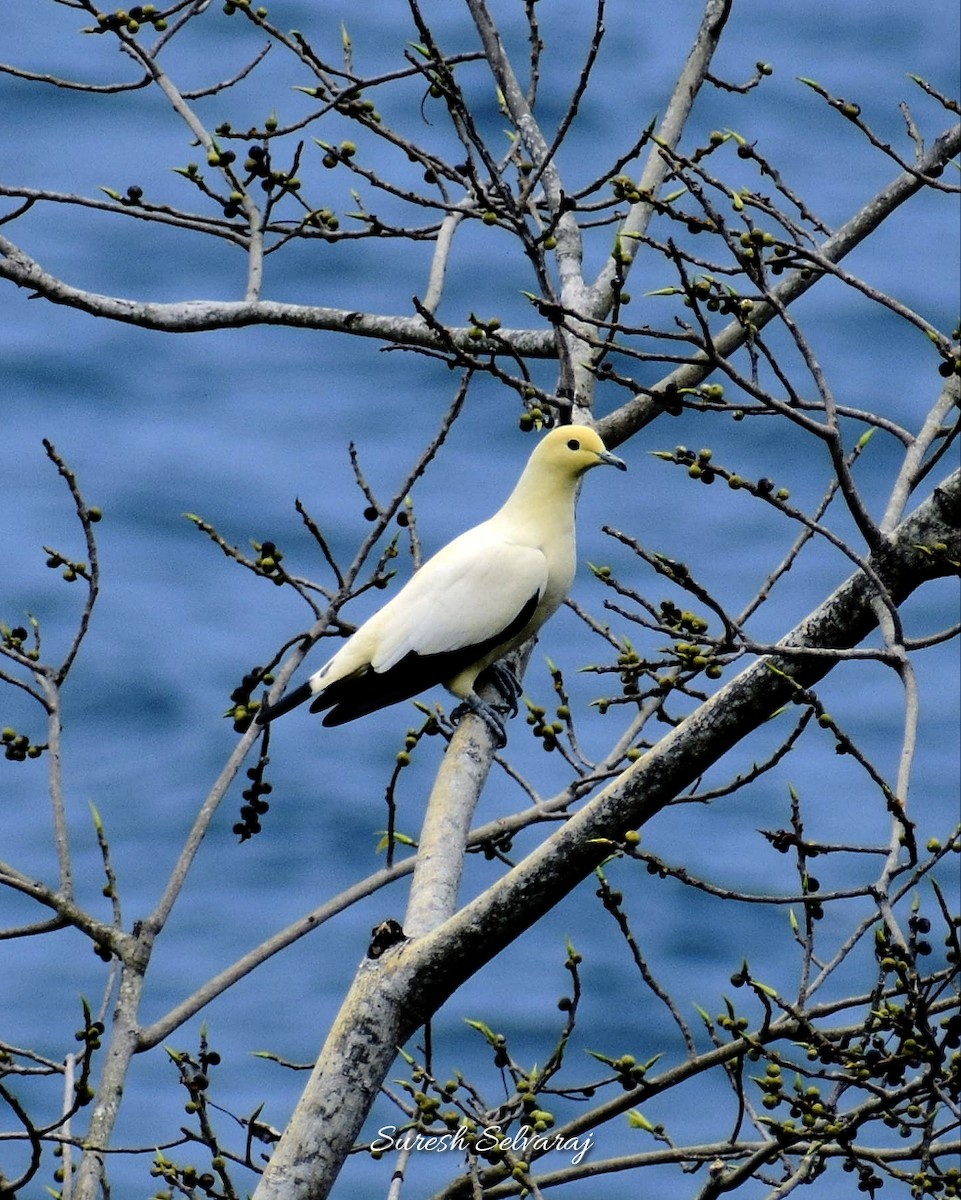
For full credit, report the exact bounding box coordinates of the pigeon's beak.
[597,448,627,471]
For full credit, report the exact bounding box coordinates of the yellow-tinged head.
[530,424,627,477]
[501,423,627,518]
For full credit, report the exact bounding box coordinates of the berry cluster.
[90,6,167,35]
[524,699,564,752]
[44,546,91,583]
[2,726,42,762]
[393,715,440,768]
[253,540,286,585]
[225,666,272,732]
[233,760,273,841]
[2,624,39,662]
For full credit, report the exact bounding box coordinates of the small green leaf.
[627,1109,656,1131]
[464,1018,496,1042]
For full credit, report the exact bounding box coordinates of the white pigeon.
[257,424,626,744]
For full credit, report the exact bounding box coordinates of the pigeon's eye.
[567,438,581,451]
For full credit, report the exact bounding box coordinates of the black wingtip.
[256,681,313,725]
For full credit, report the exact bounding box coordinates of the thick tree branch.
[0,232,555,356]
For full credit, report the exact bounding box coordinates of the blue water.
[1,2,958,1197]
